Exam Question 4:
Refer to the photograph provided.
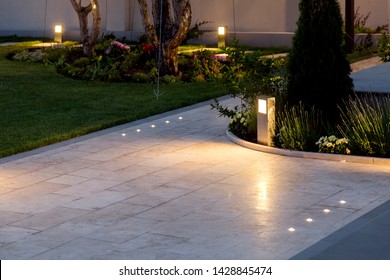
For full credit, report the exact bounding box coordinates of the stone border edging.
[226,130,390,167]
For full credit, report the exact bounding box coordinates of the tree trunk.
[137,0,191,75]
[163,44,179,74]
[70,0,101,57]
[137,0,159,46]
[90,0,101,54]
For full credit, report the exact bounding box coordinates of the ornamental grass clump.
[338,95,390,157]
[276,103,322,151]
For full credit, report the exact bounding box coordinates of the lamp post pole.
[345,0,355,53]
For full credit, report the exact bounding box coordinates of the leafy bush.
[338,94,390,157]
[276,103,322,151]
[73,57,91,69]
[132,72,151,83]
[221,42,287,108]
[228,108,257,141]
[44,44,77,63]
[191,50,224,81]
[12,49,48,62]
[211,41,287,142]
[212,100,257,141]
[316,135,351,155]
[162,75,181,84]
[378,31,390,62]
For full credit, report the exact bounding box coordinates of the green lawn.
[0,43,226,158]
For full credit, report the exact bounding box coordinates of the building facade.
[0,0,389,46]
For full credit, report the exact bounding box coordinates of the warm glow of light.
[306,218,313,223]
[288,227,296,232]
[93,4,97,9]
[340,200,346,205]
[218,26,225,35]
[54,25,62,33]
[255,180,269,211]
[258,181,268,200]
[323,209,330,213]
[258,99,267,114]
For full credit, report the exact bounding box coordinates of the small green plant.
[276,103,322,151]
[162,75,181,84]
[354,7,372,34]
[212,99,257,141]
[191,50,224,81]
[338,94,390,157]
[132,72,151,83]
[378,31,390,62]
[228,108,257,141]
[221,41,287,106]
[12,49,48,62]
[316,135,351,154]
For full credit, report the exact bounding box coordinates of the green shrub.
[228,108,257,142]
[83,56,114,82]
[132,72,150,83]
[119,52,142,74]
[162,75,181,84]
[212,99,257,141]
[221,42,287,108]
[12,49,48,62]
[316,135,351,155]
[276,103,322,151]
[44,45,76,63]
[73,57,91,68]
[287,0,353,122]
[338,95,390,157]
[191,50,224,81]
[378,31,390,62]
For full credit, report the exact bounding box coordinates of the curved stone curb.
[226,130,390,167]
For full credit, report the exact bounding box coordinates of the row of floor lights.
[288,200,347,233]
[120,116,184,136]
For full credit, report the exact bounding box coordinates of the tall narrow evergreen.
[287,0,354,121]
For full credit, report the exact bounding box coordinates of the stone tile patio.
[0,97,389,259]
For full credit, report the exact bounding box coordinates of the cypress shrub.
[287,0,354,122]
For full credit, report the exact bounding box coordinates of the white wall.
[0,0,389,46]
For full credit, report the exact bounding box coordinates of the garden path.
[351,58,390,93]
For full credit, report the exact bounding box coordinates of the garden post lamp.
[257,96,276,146]
[218,26,227,48]
[54,25,63,43]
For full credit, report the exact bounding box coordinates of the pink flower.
[106,40,130,54]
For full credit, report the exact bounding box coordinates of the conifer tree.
[287,0,354,121]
